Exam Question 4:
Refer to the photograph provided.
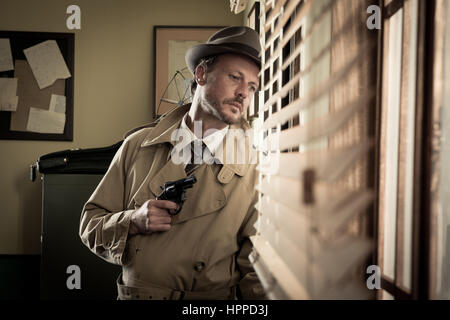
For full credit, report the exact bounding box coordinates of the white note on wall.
[23,40,71,89]
[0,39,14,72]
[0,78,19,112]
[49,94,66,113]
[26,107,66,134]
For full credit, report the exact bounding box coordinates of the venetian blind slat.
[250,235,310,299]
[263,41,376,112]
[258,140,374,181]
[264,94,372,151]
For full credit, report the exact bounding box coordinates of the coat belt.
[117,274,236,300]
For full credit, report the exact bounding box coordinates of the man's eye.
[230,74,239,81]
[249,86,257,92]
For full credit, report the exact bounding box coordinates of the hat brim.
[185,43,261,74]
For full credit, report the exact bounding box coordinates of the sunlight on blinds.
[250,0,378,299]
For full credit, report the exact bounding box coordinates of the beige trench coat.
[79,104,265,300]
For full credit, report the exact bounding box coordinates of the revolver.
[157,175,197,215]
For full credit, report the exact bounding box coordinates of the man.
[79,26,265,300]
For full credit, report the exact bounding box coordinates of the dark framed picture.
[0,30,74,141]
[153,26,225,118]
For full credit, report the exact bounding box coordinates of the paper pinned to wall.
[23,40,71,89]
[0,38,14,72]
[0,95,18,112]
[26,107,65,134]
[0,78,19,111]
[10,60,65,132]
[49,94,66,113]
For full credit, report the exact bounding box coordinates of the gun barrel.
[183,175,197,186]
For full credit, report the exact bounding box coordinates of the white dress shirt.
[170,113,229,167]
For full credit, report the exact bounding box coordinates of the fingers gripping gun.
[157,175,197,215]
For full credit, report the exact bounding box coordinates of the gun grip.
[170,203,183,216]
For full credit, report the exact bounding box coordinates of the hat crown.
[207,26,261,52]
[185,26,261,74]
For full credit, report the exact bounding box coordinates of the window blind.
[250,0,378,299]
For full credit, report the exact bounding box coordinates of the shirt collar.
[176,113,229,157]
[140,104,253,176]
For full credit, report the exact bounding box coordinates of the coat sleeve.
[236,181,267,300]
[79,137,135,266]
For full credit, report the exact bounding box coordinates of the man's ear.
[195,64,207,85]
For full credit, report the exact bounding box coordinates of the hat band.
[211,42,261,61]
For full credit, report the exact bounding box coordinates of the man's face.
[196,54,260,125]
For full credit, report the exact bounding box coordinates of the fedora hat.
[185,26,261,74]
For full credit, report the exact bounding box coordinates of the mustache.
[223,97,244,106]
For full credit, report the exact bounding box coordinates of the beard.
[199,91,243,125]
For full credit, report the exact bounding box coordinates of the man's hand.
[129,199,178,235]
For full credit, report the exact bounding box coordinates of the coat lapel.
[213,120,257,177]
[148,157,186,199]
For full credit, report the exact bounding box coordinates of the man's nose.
[236,82,248,99]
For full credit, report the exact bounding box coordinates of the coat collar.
[140,104,190,148]
[140,104,255,177]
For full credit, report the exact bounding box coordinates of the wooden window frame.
[375,0,437,300]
